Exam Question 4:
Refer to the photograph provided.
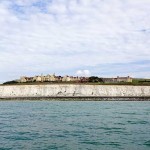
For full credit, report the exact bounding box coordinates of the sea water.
[0,101,150,150]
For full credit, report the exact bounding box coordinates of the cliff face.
[0,84,150,98]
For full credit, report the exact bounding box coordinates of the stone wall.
[0,84,150,98]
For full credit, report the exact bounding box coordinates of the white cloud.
[0,0,150,82]
[76,70,83,76]
[76,70,91,77]
[83,70,91,77]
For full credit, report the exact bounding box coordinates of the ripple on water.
[144,140,150,147]
[0,148,12,150]
[127,120,149,124]
[4,136,32,141]
[80,141,104,146]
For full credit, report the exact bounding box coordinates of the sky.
[0,0,150,83]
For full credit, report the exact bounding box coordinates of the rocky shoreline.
[0,96,150,101]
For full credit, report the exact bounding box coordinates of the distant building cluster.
[19,74,88,83]
[18,74,132,83]
[102,76,132,83]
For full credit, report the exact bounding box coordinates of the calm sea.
[0,101,150,150]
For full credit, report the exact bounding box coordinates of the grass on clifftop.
[1,79,150,86]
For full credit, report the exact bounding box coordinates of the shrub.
[3,80,18,85]
[88,76,103,83]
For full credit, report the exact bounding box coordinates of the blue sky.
[0,0,150,83]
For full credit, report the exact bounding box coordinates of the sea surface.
[0,100,150,150]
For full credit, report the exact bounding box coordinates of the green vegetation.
[88,76,103,83]
[3,80,18,85]
[132,78,150,85]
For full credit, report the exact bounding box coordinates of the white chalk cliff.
[0,85,150,98]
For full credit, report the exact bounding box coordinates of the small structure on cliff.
[20,77,33,83]
[102,76,132,83]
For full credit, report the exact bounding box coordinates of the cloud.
[0,0,150,82]
[76,70,91,77]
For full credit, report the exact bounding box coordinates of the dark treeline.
[88,76,104,83]
[3,81,18,85]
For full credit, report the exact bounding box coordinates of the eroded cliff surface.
[0,84,150,98]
